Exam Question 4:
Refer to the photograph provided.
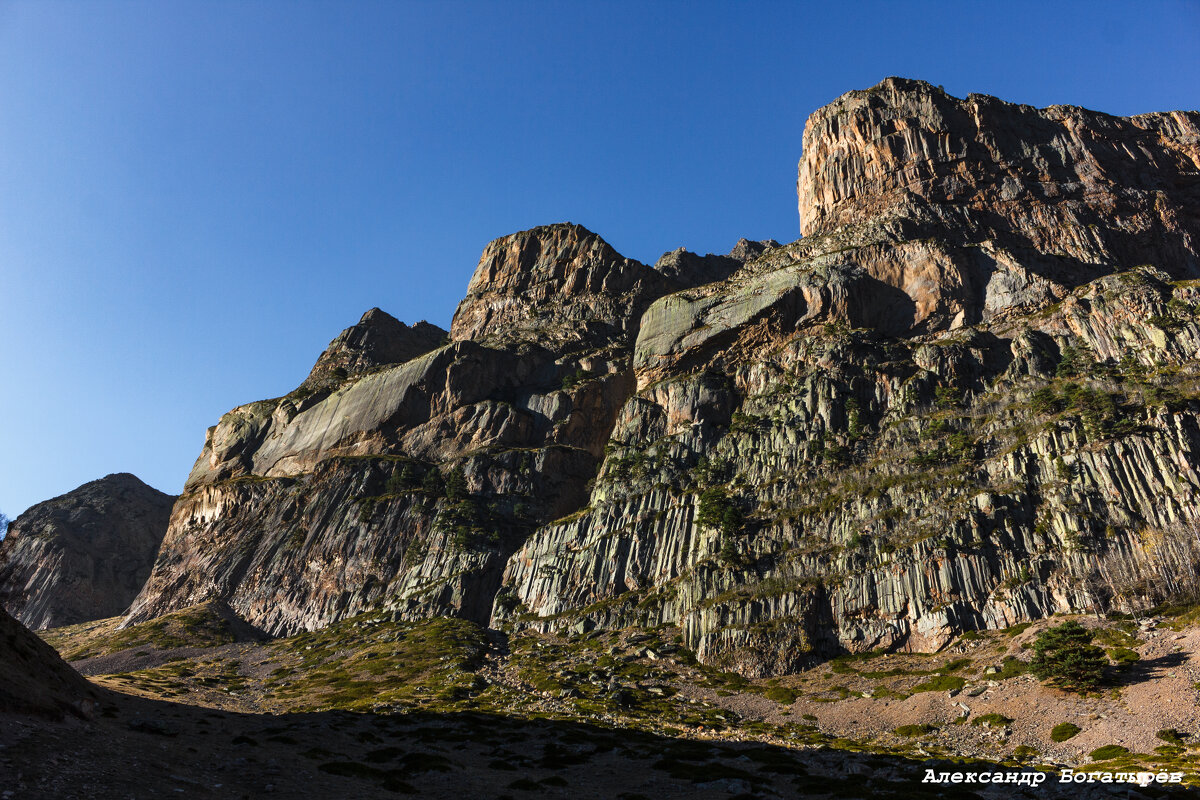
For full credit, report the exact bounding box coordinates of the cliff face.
[125,224,666,634]
[0,473,174,630]
[127,80,1200,675]
[501,265,1200,671]
[796,77,1200,331]
[450,223,676,347]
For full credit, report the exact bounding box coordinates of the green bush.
[1032,387,1064,414]
[971,713,1013,727]
[1089,745,1130,761]
[1147,314,1183,331]
[947,432,976,461]
[385,462,420,494]
[421,467,445,497]
[1050,722,1081,742]
[560,367,592,391]
[1030,621,1106,692]
[717,536,740,566]
[444,466,469,500]
[1157,729,1187,746]
[894,724,935,737]
[845,397,864,438]
[935,384,963,409]
[1056,344,1093,378]
[764,686,798,704]
[696,487,743,536]
[1003,621,1033,637]
[910,675,965,693]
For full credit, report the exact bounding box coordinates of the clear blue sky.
[1,0,1198,518]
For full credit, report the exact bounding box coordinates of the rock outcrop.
[495,81,1200,671]
[450,223,675,347]
[0,607,98,717]
[0,474,174,630]
[499,263,1200,670]
[125,80,1200,677]
[301,309,446,391]
[794,77,1200,331]
[652,239,780,290]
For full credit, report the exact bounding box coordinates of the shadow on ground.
[2,686,1189,800]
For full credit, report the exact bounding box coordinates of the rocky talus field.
[4,77,1200,798]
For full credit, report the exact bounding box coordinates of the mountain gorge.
[114,77,1200,680]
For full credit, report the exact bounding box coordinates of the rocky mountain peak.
[301,308,447,390]
[0,473,175,630]
[789,77,1200,331]
[799,76,1200,268]
[449,223,675,347]
[729,237,781,262]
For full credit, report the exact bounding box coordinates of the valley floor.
[5,608,1200,798]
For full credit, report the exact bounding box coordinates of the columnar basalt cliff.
[0,473,174,630]
[126,79,1200,676]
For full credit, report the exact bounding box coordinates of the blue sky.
[1,0,1198,518]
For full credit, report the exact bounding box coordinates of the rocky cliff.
[124,224,675,633]
[0,473,175,630]
[300,308,446,391]
[796,77,1200,331]
[125,79,1200,676]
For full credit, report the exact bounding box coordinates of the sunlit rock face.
[0,473,174,630]
[497,80,1200,673]
[127,80,1200,676]
[449,222,677,347]
[795,76,1200,331]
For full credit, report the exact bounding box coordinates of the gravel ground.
[687,617,1200,767]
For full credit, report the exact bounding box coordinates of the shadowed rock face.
[126,80,1200,676]
[0,607,97,717]
[301,309,446,390]
[0,474,175,630]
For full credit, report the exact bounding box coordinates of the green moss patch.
[1051,722,1081,742]
[1089,745,1130,761]
[909,675,965,693]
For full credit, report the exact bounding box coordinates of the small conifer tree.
[1030,621,1106,692]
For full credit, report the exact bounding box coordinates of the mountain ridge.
[88,77,1200,677]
